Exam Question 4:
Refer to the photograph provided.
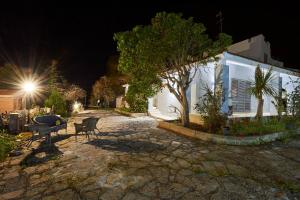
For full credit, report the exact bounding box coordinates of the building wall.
[224,52,297,117]
[228,34,283,67]
[188,62,216,114]
[148,61,217,122]
[0,96,24,113]
[148,51,299,122]
[155,87,181,117]
[0,97,15,113]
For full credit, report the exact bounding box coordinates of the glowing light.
[73,101,82,113]
[22,81,36,93]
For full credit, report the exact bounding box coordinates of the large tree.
[114,12,231,126]
[64,84,86,102]
[249,65,276,120]
[47,60,67,93]
[91,76,117,107]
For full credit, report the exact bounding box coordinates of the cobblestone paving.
[1,109,300,200]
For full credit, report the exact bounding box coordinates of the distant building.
[227,34,283,67]
[0,89,25,113]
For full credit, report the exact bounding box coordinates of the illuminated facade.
[148,52,299,123]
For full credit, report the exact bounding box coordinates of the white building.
[148,35,300,123]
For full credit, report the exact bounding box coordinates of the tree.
[44,89,67,117]
[114,12,232,126]
[64,84,86,102]
[249,65,276,120]
[90,76,116,107]
[47,60,67,93]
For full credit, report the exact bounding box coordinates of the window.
[231,79,251,112]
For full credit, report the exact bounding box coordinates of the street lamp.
[22,81,36,93]
[22,81,37,123]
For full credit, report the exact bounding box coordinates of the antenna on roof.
[216,11,223,33]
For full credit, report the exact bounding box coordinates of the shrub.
[45,90,67,117]
[0,133,16,161]
[282,116,299,130]
[287,78,300,117]
[195,87,226,134]
[230,119,286,136]
[125,86,148,113]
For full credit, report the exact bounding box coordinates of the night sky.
[0,1,300,93]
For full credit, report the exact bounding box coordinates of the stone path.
[0,109,300,200]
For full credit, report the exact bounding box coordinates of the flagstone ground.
[0,109,300,200]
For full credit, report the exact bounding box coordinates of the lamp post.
[22,81,37,123]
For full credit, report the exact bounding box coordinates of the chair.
[74,117,100,139]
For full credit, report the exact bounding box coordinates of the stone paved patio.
[0,109,300,200]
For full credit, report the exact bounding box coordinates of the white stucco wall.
[188,62,216,114]
[148,61,216,118]
[148,52,299,119]
[224,52,298,117]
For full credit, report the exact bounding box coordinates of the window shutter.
[231,78,251,112]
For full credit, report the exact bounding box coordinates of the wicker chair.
[74,117,100,139]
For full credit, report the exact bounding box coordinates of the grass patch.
[230,119,287,136]
[0,132,17,161]
[273,177,300,193]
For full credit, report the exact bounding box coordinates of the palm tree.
[249,65,276,120]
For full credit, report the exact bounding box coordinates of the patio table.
[25,124,53,146]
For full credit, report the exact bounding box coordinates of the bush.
[230,119,286,136]
[195,87,226,134]
[0,133,16,161]
[287,78,300,117]
[125,87,148,113]
[282,116,299,130]
[45,90,67,117]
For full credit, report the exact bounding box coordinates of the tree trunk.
[181,88,190,127]
[256,98,264,120]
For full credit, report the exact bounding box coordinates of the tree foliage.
[287,78,300,117]
[114,12,232,126]
[125,86,148,113]
[44,89,67,117]
[47,60,68,93]
[64,84,86,102]
[90,76,121,107]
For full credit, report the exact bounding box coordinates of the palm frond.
[249,65,276,98]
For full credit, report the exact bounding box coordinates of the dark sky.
[0,1,300,93]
